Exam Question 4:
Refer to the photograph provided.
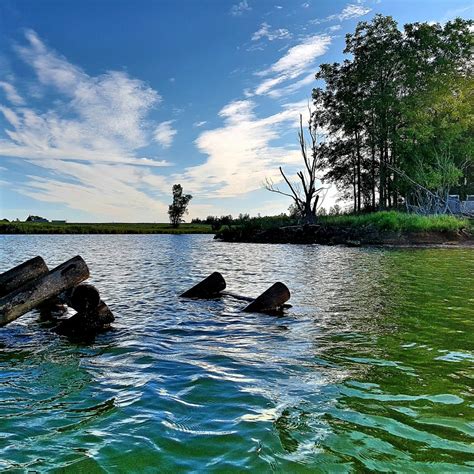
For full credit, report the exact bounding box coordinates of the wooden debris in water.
[180,271,226,298]
[243,282,291,313]
[0,255,115,342]
[0,256,89,327]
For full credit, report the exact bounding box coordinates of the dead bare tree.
[265,111,326,224]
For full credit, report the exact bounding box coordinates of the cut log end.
[69,283,101,313]
[180,272,226,298]
[243,282,291,313]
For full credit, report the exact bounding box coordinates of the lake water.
[0,235,473,472]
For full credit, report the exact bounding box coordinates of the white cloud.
[254,34,331,96]
[193,120,207,128]
[312,1,371,24]
[230,0,251,16]
[337,3,371,20]
[21,160,168,221]
[154,120,177,148]
[266,72,315,99]
[181,99,309,198]
[0,30,172,221]
[251,23,292,41]
[0,81,25,105]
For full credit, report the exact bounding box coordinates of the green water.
[0,235,473,472]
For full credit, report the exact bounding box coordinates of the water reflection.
[0,235,472,471]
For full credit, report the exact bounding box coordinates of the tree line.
[312,15,472,215]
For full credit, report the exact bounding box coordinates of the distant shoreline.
[0,222,213,235]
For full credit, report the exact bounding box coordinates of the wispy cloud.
[312,1,371,24]
[251,23,292,41]
[154,120,177,148]
[230,0,251,16]
[182,99,308,198]
[0,30,172,220]
[0,81,25,105]
[254,34,331,96]
[193,120,207,128]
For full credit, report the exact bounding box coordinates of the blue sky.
[0,0,472,222]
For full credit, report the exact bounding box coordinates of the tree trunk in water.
[0,256,89,327]
[54,300,114,340]
[181,272,226,298]
[243,282,290,313]
[0,256,49,297]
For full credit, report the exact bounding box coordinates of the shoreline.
[214,224,473,248]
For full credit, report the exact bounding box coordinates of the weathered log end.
[243,282,291,313]
[54,300,114,341]
[69,283,101,313]
[180,272,226,298]
[0,256,49,298]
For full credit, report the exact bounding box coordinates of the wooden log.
[243,282,290,313]
[54,300,114,340]
[0,256,89,327]
[221,290,291,308]
[221,291,254,302]
[0,256,49,297]
[69,284,101,313]
[180,272,226,298]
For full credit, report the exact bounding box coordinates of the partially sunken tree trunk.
[0,256,49,297]
[0,256,89,327]
[243,282,290,313]
[54,300,114,340]
[180,272,226,298]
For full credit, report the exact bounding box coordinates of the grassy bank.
[0,222,213,234]
[320,212,471,233]
[215,211,472,245]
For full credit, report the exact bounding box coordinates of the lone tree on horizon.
[265,112,326,224]
[168,184,192,228]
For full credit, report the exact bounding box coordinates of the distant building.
[25,215,49,223]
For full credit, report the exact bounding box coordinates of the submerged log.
[243,282,290,313]
[69,284,101,313]
[0,256,49,297]
[0,256,89,327]
[221,291,254,302]
[38,298,68,320]
[54,300,114,340]
[180,272,226,298]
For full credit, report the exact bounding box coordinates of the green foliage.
[168,184,192,228]
[313,15,473,211]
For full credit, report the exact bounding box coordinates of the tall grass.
[320,211,469,232]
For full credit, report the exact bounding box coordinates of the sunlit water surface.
[0,235,473,473]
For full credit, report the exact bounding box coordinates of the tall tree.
[313,15,473,213]
[168,184,192,227]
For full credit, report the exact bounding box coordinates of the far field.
[0,222,213,234]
